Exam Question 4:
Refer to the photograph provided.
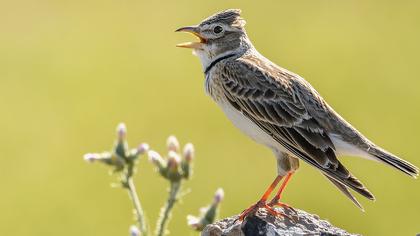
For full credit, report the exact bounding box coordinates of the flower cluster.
[83,123,149,235]
[84,124,224,235]
[84,123,149,174]
[187,188,225,231]
[148,135,194,183]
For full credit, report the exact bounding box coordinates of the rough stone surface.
[202,207,359,236]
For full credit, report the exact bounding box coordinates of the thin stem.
[125,167,147,235]
[155,181,181,236]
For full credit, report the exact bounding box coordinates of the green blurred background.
[1,0,419,235]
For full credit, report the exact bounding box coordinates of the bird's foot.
[268,197,298,222]
[237,200,289,222]
[268,198,297,214]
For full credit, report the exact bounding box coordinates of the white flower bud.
[186,215,201,230]
[183,143,194,162]
[116,123,127,140]
[214,188,224,204]
[136,143,149,155]
[166,135,180,152]
[83,153,101,163]
[129,225,140,236]
[148,150,163,165]
[167,151,181,169]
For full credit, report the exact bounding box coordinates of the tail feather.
[369,146,419,178]
[324,174,364,211]
[324,163,375,201]
[341,173,375,201]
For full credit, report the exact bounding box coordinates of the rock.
[202,207,359,236]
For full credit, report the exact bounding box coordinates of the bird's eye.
[213,26,223,34]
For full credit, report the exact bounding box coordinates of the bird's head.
[176,9,251,69]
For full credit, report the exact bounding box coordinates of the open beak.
[175,26,206,49]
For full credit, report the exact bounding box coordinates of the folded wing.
[219,55,375,202]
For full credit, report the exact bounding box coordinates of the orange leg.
[238,175,286,221]
[268,172,297,214]
[260,175,283,201]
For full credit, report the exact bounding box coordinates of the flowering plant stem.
[155,181,182,236]
[126,178,147,235]
[122,160,148,236]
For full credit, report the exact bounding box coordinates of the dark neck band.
[204,53,237,74]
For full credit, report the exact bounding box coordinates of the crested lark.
[176,9,418,218]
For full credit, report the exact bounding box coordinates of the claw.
[267,199,299,223]
[269,201,298,215]
[238,201,263,221]
[237,200,295,222]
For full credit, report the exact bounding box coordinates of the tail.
[323,161,375,203]
[332,164,376,201]
[368,146,419,178]
[324,174,365,211]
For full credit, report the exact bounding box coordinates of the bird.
[175,9,419,218]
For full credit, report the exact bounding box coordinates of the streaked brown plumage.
[176,9,418,214]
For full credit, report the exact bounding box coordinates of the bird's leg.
[268,172,297,215]
[260,175,283,201]
[238,175,286,221]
